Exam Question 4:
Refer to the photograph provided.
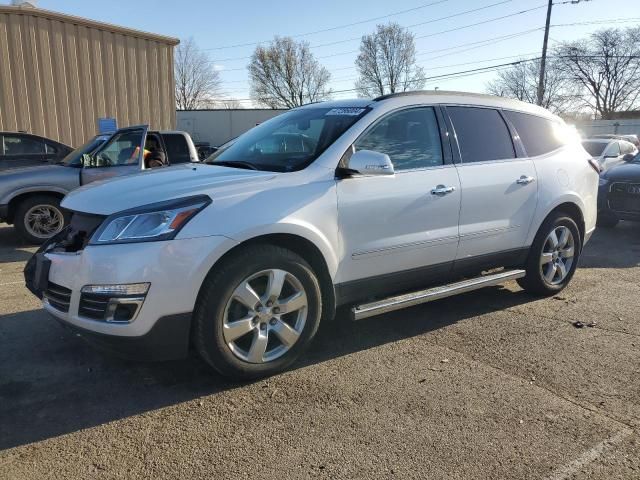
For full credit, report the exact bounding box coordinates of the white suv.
[25,92,599,378]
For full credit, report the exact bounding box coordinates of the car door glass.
[607,143,620,156]
[162,134,191,164]
[87,130,144,167]
[3,135,45,156]
[503,111,566,157]
[354,107,443,170]
[448,107,515,163]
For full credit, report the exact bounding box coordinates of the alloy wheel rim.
[540,226,575,285]
[222,269,308,364]
[24,205,64,239]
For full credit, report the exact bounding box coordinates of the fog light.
[81,283,150,296]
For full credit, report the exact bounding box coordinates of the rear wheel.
[193,244,322,379]
[517,212,581,296]
[14,195,68,244]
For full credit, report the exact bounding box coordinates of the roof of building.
[0,5,180,45]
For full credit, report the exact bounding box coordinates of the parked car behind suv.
[0,126,198,243]
[25,92,598,379]
[581,138,638,172]
[0,131,73,171]
[597,151,640,228]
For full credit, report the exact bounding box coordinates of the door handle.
[516,175,535,185]
[431,185,456,196]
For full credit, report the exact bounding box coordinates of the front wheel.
[14,195,69,244]
[193,245,323,379]
[517,212,581,296]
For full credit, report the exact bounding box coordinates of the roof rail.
[373,90,500,102]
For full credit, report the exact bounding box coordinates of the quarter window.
[447,107,515,163]
[354,107,443,170]
[503,110,565,157]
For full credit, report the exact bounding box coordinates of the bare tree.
[556,27,640,119]
[355,23,425,97]
[248,37,331,108]
[174,38,221,110]
[218,99,243,109]
[486,58,575,113]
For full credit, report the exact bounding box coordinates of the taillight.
[588,158,602,174]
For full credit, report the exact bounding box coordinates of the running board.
[351,269,526,321]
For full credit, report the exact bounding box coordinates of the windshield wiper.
[209,160,259,171]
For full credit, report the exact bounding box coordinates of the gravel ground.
[0,221,639,479]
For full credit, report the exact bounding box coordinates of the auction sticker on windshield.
[325,108,367,116]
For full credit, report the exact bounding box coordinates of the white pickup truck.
[0,126,198,243]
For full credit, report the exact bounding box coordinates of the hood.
[62,163,278,215]
[602,162,640,182]
[0,164,79,202]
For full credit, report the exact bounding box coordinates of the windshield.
[582,141,607,157]
[59,135,108,166]
[207,106,370,172]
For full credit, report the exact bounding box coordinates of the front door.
[445,106,538,267]
[80,126,148,185]
[336,106,461,300]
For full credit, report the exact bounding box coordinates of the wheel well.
[210,234,336,321]
[550,202,585,244]
[6,191,65,224]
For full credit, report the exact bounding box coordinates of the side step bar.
[352,269,526,321]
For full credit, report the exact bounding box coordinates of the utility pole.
[537,0,553,106]
[537,0,591,106]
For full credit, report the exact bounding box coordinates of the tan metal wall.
[0,6,178,147]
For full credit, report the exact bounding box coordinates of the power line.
[203,0,451,51]
[212,0,518,63]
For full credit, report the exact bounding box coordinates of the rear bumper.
[52,311,192,361]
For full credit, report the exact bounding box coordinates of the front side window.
[354,107,443,170]
[3,135,45,156]
[605,142,620,157]
[208,107,369,172]
[448,107,515,163]
[86,130,144,168]
[503,111,566,157]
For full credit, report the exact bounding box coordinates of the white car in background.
[25,91,599,379]
[581,137,638,172]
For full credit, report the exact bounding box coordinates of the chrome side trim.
[352,269,526,321]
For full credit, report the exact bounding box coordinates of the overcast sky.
[29,0,640,105]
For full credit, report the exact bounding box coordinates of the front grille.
[44,282,72,312]
[79,293,110,320]
[609,183,640,213]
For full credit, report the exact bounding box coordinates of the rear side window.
[354,107,443,170]
[447,107,515,163]
[503,111,565,157]
[3,135,45,156]
[162,134,191,164]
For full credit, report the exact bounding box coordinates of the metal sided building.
[0,4,179,147]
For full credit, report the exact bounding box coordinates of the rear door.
[445,106,537,270]
[81,126,148,185]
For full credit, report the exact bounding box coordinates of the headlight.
[599,177,609,186]
[90,195,211,245]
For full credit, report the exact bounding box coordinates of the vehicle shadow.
[0,284,537,450]
[0,224,35,264]
[580,221,640,269]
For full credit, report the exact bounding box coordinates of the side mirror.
[345,150,395,176]
[622,153,636,162]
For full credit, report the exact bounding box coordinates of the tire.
[596,214,619,229]
[517,212,582,296]
[193,244,323,379]
[14,194,69,245]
